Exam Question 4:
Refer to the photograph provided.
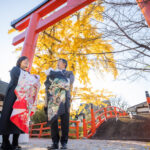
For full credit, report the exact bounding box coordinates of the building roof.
[127,101,148,112]
[0,80,8,96]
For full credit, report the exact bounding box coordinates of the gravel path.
[20,138,150,150]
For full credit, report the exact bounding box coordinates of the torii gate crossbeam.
[11,0,96,71]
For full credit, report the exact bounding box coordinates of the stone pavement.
[20,138,150,150]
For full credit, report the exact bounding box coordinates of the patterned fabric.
[46,70,70,123]
[10,70,40,133]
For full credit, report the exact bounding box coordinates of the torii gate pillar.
[22,13,40,70]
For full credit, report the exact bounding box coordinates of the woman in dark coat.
[0,56,29,150]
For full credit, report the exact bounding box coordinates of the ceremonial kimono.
[45,68,74,145]
[45,69,70,124]
[0,66,40,134]
[10,69,40,133]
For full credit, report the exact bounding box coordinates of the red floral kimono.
[10,70,40,133]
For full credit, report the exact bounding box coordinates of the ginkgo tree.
[13,1,118,114]
[70,87,114,118]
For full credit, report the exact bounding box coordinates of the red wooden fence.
[29,105,128,139]
[30,120,80,139]
[82,104,128,138]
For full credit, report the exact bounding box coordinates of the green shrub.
[31,109,47,124]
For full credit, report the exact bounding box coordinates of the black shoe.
[0,144,4,149]
[47,143,59,150]
[0,146,12,150]
[12,145,22,150]
[0,143,12,150]
[60,143,67,149]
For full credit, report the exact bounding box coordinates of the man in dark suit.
[45,58,74,150]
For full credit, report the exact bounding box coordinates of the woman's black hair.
[59,58,68,68]
[16,56,28,67]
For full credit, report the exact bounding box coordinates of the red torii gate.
[11,0,95,71]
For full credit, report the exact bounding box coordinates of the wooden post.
[83,113,87,138]
[91,104,96,135]
[98,116,102,123]
[30,125,33,138]
[76,121,80,139]
[123,111,126,116]
[104,107,107,120]
[119,111,122,116]
[114,107,117,117]
[39,123,43,138]
[110,111,112,118]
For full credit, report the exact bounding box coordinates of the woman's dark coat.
[0,66,23,134]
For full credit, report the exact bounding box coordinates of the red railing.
[30,120,80,139]
[82,104,128,138]
[30,105,128,139]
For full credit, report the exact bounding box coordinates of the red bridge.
[30,104,128,139]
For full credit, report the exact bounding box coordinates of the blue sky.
[0,0,150,107]
[0,0,42,79]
